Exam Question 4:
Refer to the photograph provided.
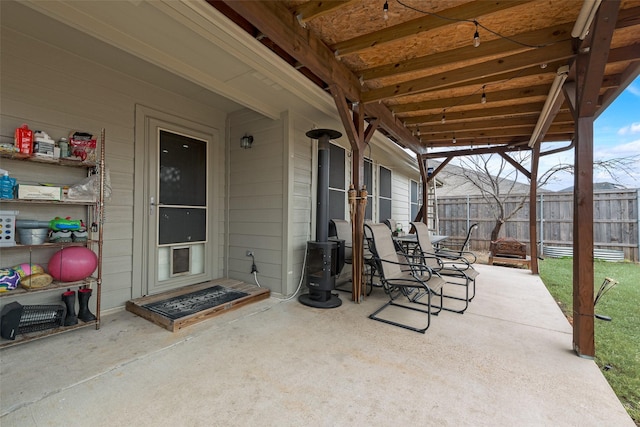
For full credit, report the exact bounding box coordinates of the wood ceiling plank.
[390,72,620,113]
[607,44,640,64]
[219,0,361,102]
[422,132,572,147]
[616,5,640,29]
[418,123,573,140]
[331,0,532,57]
[293,0,359,23]
[415,115,544,133]
[404,103,546,125]
[390,84,551,113]
[362,41,574,103]
[360,23,574,81]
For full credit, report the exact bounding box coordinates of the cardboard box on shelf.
[17,185,62,201]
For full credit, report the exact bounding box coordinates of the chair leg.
[431,276,472,314]
[369,288,436,333]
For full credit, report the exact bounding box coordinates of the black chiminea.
[298,128,343,309]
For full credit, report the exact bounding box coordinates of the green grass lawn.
[538,258,640,423]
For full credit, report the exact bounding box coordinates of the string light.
[441,112,446,124]
[481,85,487,104]
[396,0,566,49]
[473,21,480,47]
[452,133,457,144]
[383,1,389,20]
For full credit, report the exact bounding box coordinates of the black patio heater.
[298,128,344,309]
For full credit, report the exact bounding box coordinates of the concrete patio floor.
[1,264,634,426]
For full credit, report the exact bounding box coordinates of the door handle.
[150,196,155,216]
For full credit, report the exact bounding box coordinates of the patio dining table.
[393,233,448,252]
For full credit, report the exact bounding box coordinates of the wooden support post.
[330,86,378,303]
[573,116,595,358]
[529,144,540,274]
[568,0,618,359]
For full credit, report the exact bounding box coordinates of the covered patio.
[1,264,633,426]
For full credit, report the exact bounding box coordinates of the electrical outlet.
[246,250,253,257]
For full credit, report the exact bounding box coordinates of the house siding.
[1,7,420,311]
[0,25,227,310]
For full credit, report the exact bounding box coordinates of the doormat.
[142,285,249,320]
[126,279,270,332]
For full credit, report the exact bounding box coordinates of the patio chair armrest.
[437,249,477,264]
[372,255,436,279]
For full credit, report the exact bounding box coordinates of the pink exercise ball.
[48,247,98,282]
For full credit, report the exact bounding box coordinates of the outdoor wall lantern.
[240,134,254,149]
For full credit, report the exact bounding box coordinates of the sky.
[535,75,640,191]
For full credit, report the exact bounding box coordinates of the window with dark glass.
[378,166,392,222]
[158,130,207,245]
[410,179,420,221]
[364,158,373,220]
[328,143,346,220]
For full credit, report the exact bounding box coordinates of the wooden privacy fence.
[436,189,639,262]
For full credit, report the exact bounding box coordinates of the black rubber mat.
[142,285,249,320]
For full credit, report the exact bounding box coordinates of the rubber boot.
[61,290,78,326]
[77,288,97,322]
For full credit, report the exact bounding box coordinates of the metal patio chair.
[411,221,479,313]
[330,219,377,295]
[364,223,445,333]
[439,223,479,264]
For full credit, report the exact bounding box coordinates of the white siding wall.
[227,109,285,293]
[391,174,411,230]
[287,113,316,296]
[0,26,227,310]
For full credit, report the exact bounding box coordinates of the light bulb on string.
[452,133,457,144]
[481,85,487,104]
[473,21,480,48]
[441,113,446,124]
[383,1,389,20]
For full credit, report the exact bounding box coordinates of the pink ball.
[48,247,98,282]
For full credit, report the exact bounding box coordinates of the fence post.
[637,189,640,261]
[539,193,544,257]
[466,195,470,235]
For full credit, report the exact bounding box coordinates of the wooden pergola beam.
[331,0,532,57]
[419,123,574,142]
[390,73,621,114]
[362,42,574,103]
[404,103,547,126]
[416,112,573,134]
[219,0,361,102]
[360,23,574,81]
[293,0,358,23]
[217,2,423,154]
[364,101,424,153]
[391,84,551,114]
